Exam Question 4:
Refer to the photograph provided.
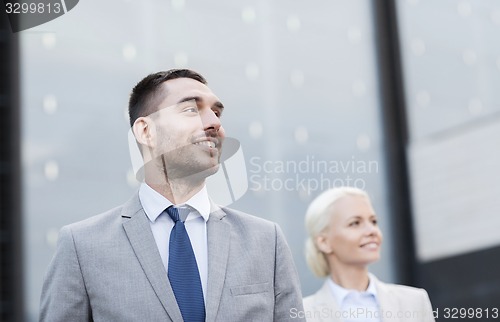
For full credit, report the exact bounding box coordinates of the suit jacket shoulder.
[374,275,436,322]
[377,280,430,299]
[220,206,275,227]
[64,194,141,231]
[216,206,282,251]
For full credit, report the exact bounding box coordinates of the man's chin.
[143,152,222,182]
[177,163,219,182]
[199,162,220,177]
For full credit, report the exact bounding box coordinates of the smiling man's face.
[147,77,225,180]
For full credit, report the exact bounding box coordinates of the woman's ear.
[316,234,333,255]
[132,117,155,148]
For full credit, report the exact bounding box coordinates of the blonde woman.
[303,187,435,322]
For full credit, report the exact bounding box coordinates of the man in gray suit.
[40,69,305,321]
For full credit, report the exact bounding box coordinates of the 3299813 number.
[5,2,62,14]
[443,307,498,319]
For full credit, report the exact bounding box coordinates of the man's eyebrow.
[177,96,224,110]
[177,96,200,104]
[213,101,224,110]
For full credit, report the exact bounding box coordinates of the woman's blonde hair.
[304,186,370,277]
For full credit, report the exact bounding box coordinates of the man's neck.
[146,178,205,205]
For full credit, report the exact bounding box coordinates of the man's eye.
[183,106,199,113]
[349,221,360,227]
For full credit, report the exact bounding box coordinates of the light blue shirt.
[328,273,381,322]
[138,183,210,302]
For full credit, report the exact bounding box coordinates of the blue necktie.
[166,206,205,322]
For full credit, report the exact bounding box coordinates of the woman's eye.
[349,221,360,227]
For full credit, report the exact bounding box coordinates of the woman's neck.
[329,263,370,291]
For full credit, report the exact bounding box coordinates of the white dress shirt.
[138,183,210,302]
[327,273,381,322]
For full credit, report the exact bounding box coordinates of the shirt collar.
[139,183,211,223]
[327,273,378,306]
[366,273,377,296]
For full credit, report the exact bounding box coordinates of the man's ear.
[316,234,333,255]
[132,117,155,148]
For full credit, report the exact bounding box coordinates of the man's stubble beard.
[150,125,223,184]
[156,143,221,183]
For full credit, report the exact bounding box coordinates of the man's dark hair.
[128,69,207,127]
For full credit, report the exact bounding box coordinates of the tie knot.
[166,206,180,222]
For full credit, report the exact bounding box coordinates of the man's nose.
[202,109,221,132]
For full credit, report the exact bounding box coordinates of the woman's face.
[317,194,383,268]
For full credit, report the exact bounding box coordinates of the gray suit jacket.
[302,275,435,322]
[40,193,305,321]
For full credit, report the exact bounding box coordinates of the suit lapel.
[121,195,183,322]
[205,205,231,322]
[314,281,341,322]
[372,275,399,322]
